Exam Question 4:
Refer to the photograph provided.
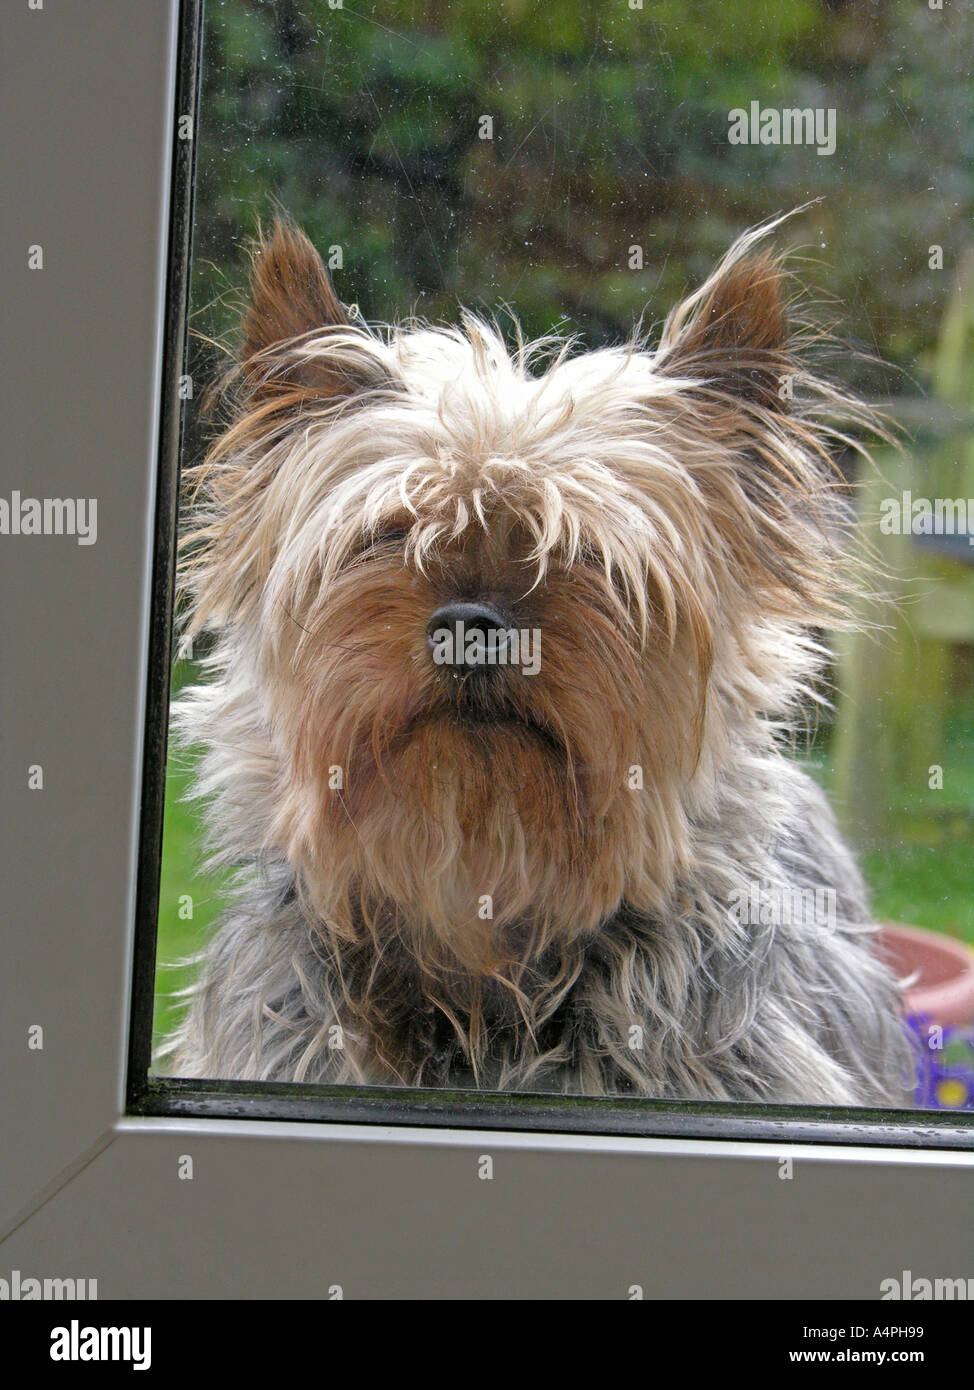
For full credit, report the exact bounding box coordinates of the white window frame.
[2,0,971,1298]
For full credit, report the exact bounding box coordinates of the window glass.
[151,0,974,1115]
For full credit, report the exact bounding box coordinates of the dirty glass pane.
[152,0,974,1113]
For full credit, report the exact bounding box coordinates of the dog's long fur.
[161,214,914,1104]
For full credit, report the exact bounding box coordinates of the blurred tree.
[187,0,974,426]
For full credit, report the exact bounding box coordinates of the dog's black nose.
[426,601,512,669]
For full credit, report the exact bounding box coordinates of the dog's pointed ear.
[238,217,354,400]
[242,216,349,358]
[655,239,792,410]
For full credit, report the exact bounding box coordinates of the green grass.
[862,842,974,942]
[151,663,231,1053]
[800,694,974,946]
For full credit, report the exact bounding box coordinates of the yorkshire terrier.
[163,214,913,1105]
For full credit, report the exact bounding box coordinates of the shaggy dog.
[162,213,913,1105]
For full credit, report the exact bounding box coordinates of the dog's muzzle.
[426,601,513,670]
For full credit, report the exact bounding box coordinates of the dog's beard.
[281,694,631,976]
[263,562,707,978]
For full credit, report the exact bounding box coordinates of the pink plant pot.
[875,922,974,1027]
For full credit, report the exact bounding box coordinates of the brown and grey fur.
[161,214,914,1105]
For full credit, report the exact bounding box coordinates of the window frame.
[126,0,974,1156]
[6,0,974,1302]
